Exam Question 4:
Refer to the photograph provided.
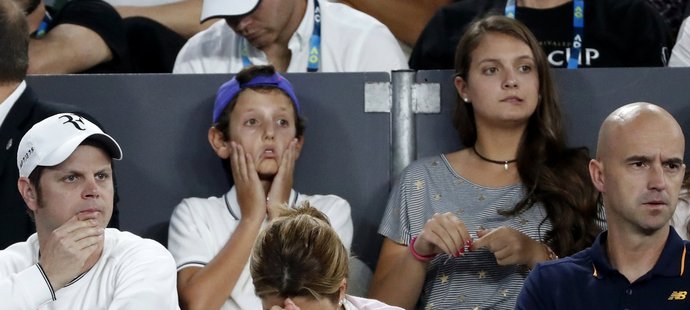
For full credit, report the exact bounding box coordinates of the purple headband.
[212,72,301,123]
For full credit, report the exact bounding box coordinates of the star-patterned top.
[379,155,552,309]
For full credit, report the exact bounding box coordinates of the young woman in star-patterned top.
[369,15,603,309]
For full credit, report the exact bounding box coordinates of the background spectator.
[173,0,408,73]
[410,0,671,69]
[17,0,130,73]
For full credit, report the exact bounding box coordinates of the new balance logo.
[668,291,687,300]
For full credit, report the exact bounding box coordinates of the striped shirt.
[379,154,552,309]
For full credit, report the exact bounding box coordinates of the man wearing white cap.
[0,0,121,250]
[172,0,408,73]
[0,113,179,309]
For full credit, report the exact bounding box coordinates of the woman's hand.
[470,226,545,267]
[414,212,473,257]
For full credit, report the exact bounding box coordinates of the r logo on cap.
[59,114,86,131]
[16,113,123,178]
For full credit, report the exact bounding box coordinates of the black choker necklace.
[472,146,516,171]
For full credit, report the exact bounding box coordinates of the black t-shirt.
[47,0,130,73]
[410,0,672,69]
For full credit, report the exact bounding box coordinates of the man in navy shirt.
[516,102,690,309]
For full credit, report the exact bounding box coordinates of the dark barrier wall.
[27,68,690,269]
[28,73,392,269]
[416,68,690,160]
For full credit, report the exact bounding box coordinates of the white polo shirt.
[172,0,408,73]
[0,229,179,309]
[168,186,353,310]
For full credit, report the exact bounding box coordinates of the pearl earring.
[462,97,469,103]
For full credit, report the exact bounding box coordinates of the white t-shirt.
[168,186,353,310]
[173,0,408,73]
[0,229,179,309]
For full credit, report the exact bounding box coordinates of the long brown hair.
[453,15,601,256]
[250,203,348,304]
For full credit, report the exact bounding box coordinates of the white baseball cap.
[17,113,123,178]
[201,0,261,22]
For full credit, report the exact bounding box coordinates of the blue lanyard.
[504,0,584,69]
[242,0,321,72]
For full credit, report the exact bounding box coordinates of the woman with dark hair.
[251,204,402,310]
[369,15,602,309]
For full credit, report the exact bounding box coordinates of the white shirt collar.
[288,0,314,55]
[225,186,299,220]
[0,81,27,128]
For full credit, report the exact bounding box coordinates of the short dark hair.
[213,65,306,140]
[0,0,29,84]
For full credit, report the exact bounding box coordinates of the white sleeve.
[351,24,409,72]
[670,17,690,67]
[672,189,690,240]
[173,20,231,74]
[0,264,55,309]
[172,41,201,74]
[310,195,354,250]
[108,241,180,309]
[168,199,213,269]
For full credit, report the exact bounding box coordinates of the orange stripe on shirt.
[681,245,686,276]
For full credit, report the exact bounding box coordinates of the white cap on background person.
[200,0,260,22]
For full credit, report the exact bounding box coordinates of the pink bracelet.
[409,236,436,262]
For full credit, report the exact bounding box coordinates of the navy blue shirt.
[516,228,690,309]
